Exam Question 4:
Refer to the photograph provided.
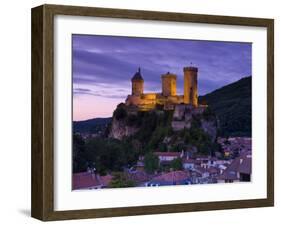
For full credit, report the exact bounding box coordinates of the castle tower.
[161,72,177,96]
[131,68,144,96]
[183,66,198,106]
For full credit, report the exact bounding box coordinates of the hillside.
[199,76,252,137]
[73,117,112,134]
[108,103,218,157]
[73,76,252,174]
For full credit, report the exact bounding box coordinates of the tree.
[73,133,87,173]
[148,126,166,149]
[170,158,183,170]
[109,172,136,188]
[84,137,128,175]
[158,143,167,152]
[144,152,159,174]
[202,106,216,121]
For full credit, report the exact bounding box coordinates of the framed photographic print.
[31,4,274,221]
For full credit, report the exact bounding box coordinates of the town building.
[146,170,191,186]
[217,151,252,183]
[72,171,112,190]
[183,159,200,170]
[154,151,184,163]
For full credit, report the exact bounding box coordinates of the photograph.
[72,34,252,190]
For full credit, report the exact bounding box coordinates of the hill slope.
[73,117,112,134]
[199,76,251,137]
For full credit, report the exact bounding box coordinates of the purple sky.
[73,34,252,121]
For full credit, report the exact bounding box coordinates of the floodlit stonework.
[125,66,200,111]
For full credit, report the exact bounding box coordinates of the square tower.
[183,66,198,107]
[161,72,177,97]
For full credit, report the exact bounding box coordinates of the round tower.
[183,66,198,107]
[131,68,144,96]
[161,72,177,96]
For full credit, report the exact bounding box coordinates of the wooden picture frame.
[31,4,274,221]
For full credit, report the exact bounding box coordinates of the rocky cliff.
[108,104,141,140]
[109,103,217,144]
[172,104,217,141]
[109,116,139,140]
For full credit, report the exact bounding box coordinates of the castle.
[125,66,199,111]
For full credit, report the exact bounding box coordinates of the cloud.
[73,84,129,99]
[72,34,252,96]
[74,88,91,92]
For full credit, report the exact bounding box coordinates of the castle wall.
[167,95,182,103]
[126,93,157,111]
[142,93,156,100]
[125,95,142,106]
[172,105,210,132]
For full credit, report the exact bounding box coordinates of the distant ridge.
[73,117,112,133]
[199,76,252,137]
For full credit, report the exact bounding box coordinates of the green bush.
[144,152,159,174]
[170,158,183,170]
[109,172,136,188]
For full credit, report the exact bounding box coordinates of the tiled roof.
[238,152,252,174]
[207,166,219,174]
[100,175,113,187]
[150,170,190,183]
[72,172,101,190]
[218,151,251,180]
[194,166,208,174]
[154,152,181,157]
[183,159,200,164]
[127,171,151,182]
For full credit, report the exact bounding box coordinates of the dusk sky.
[73,34,252,121]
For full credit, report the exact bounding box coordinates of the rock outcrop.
[108,116,139,140]
[109,103,217,143]
[172,104,217,141]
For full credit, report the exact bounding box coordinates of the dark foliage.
[113,103,127,120]
[109,172,136,188]
[73,133,87,173]
[199,76,251,137]
[170,158,183,170]
[144,152,159,174]
[73,136,139,174]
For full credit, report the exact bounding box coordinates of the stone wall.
[172,104,217,141]
[161,73,177,96]
[183,67,198,106]
[108,117,139,140]
[132,80,144,95]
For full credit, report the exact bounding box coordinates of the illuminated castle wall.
[125,66,199,111]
